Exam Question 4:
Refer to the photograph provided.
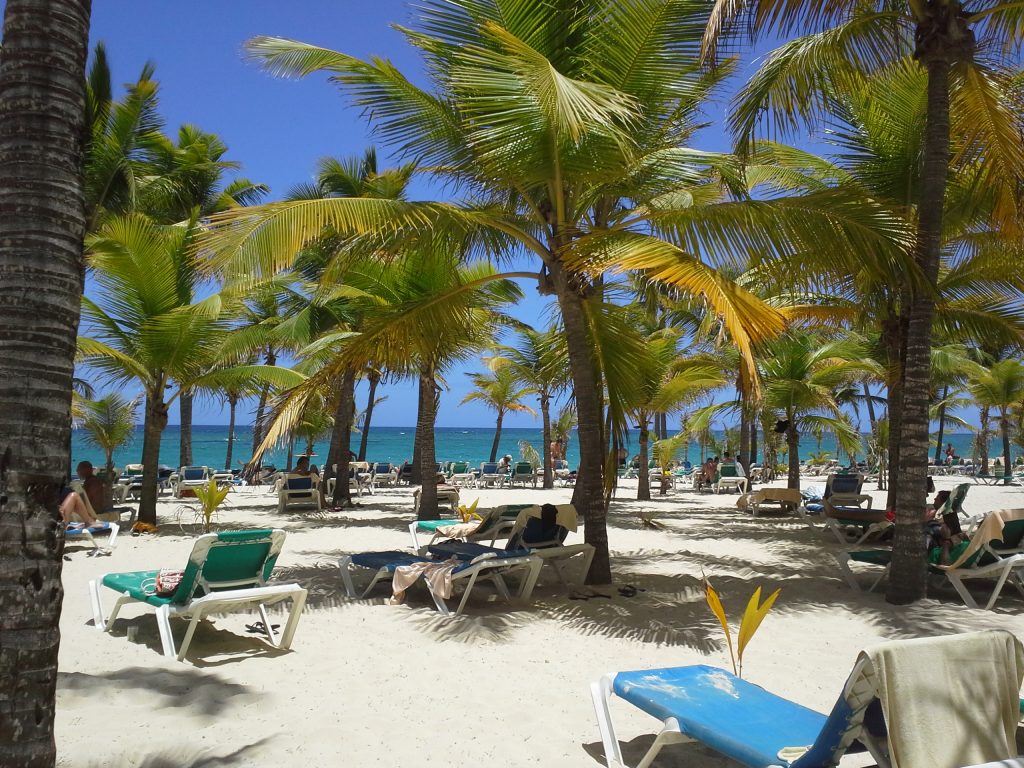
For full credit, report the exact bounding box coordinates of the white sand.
[56,475,1024,767]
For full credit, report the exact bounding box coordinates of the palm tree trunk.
[416,368,439,521]
[138,388,168,526]
[637,420,651,501]
[1001,410,1012,482]
[933,385,948,465]
[224,394,237,470]
[0,4,91,761]
[739,396,751,476]
[863,381,877,433]
[541,392,553,489]
[554,270,610,585]
[411,375,425,485]
[330,369,356,508]
[489,411,504,462]
[749,419,758,469]
[178,390,193,468]
[882,315,905,509]
[786,415,801,490]
[357,370,379,462]
[887,45,957,605]
[252,347,277,456]
[979,405,991,474]
[286,440,294,472]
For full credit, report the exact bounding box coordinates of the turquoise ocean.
[70,424,996,473]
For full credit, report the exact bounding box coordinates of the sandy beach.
[56,475,1024,767]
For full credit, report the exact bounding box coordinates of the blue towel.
[427,541,530,561]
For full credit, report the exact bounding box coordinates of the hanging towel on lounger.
[391,558,460,602]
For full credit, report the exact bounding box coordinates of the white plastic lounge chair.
[89,529,307,661]
[508,461,538,489]
[65,520,119,556]
[477,461,504,488]
[836,510,1024,610]
[412,484,460,516]
[592,630,1024,768]
[337,548,542,616]
[714,463,748,494]
[173,466,210,499]
[448,461,476,487]
[325,463,373,498]
[371,462,398,488]
[277,474,322,514]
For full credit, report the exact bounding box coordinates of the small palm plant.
[703,574,781,678]
[78,393,139,498]
[192,478,230,534]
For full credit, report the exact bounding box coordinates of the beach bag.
[142,568,185,597]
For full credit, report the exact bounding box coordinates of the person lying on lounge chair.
[927,511,970,565]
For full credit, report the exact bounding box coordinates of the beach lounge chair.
[714,463,748,494]
[836,509,1024,610]
[173,466,210,499]
[121,463,144,499]
[746,487,814,527]
[371,462,398,488]
[89,529,308,661]
[592,630,1024,768]
[477,461,504,488]
[412,484,461,516]
[508,461,537,489]
[814,473,883,544]
[448,461,476,487]
[431,503,595,588]
[277,474,322,514]
[337,547,543,616]
[325,463,374,498]
[407,504,527,550]
[65,520,119,556]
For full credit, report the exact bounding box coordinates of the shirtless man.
[76,461,106,513]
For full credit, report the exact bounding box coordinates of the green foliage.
[192,478,231,534]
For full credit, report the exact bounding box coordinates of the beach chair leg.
[258,604,277,644]
[408,521,420,551]
[519,557,543,600]
[492,574,512,601]
[102,523,119,554]
[453,570,483,615]
[835,553,863,591]
[156,604,177,659]
[983,565,1014,611]
[176,613,202,662]
[88,579,106,630]
[825,519,849,545]
[591,675,627,768]
[945,572,980,610]
[106,592,131,629]
[277,588,307,651]
[576,545,596,587]
[337,556,358,598]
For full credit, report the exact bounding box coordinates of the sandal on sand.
[245,621,279,634]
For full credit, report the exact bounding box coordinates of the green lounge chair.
[88,529,307,661]
[713,463,748,494]
[509,461,537,489]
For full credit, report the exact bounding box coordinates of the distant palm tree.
[969,360,1024,482]
[462,366,537,462]
[77,393,140,499]
[0,0,92,761]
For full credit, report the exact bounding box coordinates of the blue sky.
[64,1,771,429]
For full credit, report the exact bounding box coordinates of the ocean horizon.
[70,424,999,473]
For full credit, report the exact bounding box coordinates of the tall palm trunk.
[738,392,751,476]
[933,385,949,464]
[749,419,758,469]
[178,390,193,468]
[0,2,91,761]
[863,381,877,432]
[329,369,356,508]
[786,414,801,490]
[1000,409,1012,482]
[888,33,963,605]
[224,394,237,470]
[251,347,277,456]
[541,392,553,489]
[411,375,426,485]
[488,411,504,462]
[416,368,439,520]
[978,405,991,473]
[357,370,379,462]
[637,419,651,501]
[138,388,168,526]
[883,316,905,510]
[553,268,610,585]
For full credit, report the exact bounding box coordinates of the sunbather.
[76,460,106,512]
[60,486,101,528]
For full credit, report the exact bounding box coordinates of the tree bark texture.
[178,390,193,468]
[224,395,237,470]
[883,314,906,511]
[552,265,610,585]
[786,415,800,490]
[636,422,651,501]
[138,389,167,525]
[541,393,553,489]
[933,385,948,465]
[978,405,991,474]
[415,369,439,521]
[488,411,504,463]
[411,375,425,485]
[0,2,92,763]
[887,48,956,605]
[330,369,356,508]
[357,370,379,462]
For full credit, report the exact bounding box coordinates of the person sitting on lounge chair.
[76,460,107,512]
[60,485,102,528]
[928,512,970,565]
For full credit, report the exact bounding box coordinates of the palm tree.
[703,0,1024,604]
[77,393,140,500]
[758,334,876,490]
[969,359,1024,482]
[462,366,537,462]
[0,0,92,762]
[210,0,859,581]
[80,215,298,525]
[492,326,570,487]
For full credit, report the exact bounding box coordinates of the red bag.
[155,568,184,596]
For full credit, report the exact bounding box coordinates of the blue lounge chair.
[592,631,1024,768]
[337,547,542,616]
[65,521,119,556]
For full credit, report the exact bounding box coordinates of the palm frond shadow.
[86,738,274,768]
[59,666,251,716]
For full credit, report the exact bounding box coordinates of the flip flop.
[244,621,280,634]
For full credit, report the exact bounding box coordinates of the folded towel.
[944,508,1024,570]
[864,630,1024,768]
